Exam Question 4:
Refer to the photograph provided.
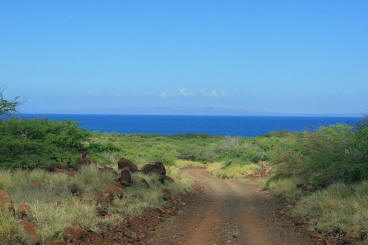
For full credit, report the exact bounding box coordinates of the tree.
[0,90,19,115]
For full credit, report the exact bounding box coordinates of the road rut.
[150,168,317,245]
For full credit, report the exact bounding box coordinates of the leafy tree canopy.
[0,90,19,115]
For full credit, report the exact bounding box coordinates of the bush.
[0,117,90,168]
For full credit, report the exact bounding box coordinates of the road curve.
[150,168,317,245]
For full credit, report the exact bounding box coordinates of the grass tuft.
[292,181,368,234]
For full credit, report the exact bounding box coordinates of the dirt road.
[150,168,318,245]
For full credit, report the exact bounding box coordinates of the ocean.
[18,114,363,137]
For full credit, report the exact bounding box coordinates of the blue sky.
[1,0,367,115]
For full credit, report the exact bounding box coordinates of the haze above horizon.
[1,1,367,116]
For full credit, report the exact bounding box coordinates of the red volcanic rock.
[17,203,31,219]
[19,221,40,245]
[115,170,132,187]
[0,190,15,216]
[96,190,114,206]
[74,152,96,170]
[141,160,166,176]
[101,184,124,199]
[63,225,85,241]
[118,157,138,172]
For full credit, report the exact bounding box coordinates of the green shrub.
[0,117,90,168]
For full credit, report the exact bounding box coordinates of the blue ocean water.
[17,114,363,137]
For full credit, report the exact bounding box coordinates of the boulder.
[96,190,114,206]
[74,152,96,170]
[19,221,40,245]
[0,190,15,216]
[118,157,138,172]
[101,184,124,199]
[17,203,31,219]
[115,170,132,187]
[63,225,85,241]
[141,160,166,176]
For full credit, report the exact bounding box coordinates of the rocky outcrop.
[141,160,166,176]
[115,170,132,187]
[118,157,138,172]
[0,189,15,216]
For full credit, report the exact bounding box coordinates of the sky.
[0,0,367,116]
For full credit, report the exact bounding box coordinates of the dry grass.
[292,181,368,235]
[0,164,193,243]
[175,160,261,180]
[0,212,18,245]
[206,161,260,179]
[174,160,206,169]
[266,177,303,202]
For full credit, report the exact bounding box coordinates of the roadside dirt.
[149,168,321,245]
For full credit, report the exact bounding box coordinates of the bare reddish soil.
[148,168,322,245]
[48,168,324,245]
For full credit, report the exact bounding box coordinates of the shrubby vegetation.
[0,90,19,115]
[0,97,367,242]
[265,117,368,239]
[0,118,90,168]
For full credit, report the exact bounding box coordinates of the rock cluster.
[0,190,40,245]
[1,154,176,245]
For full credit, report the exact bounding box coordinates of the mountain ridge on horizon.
[17,106,364,118]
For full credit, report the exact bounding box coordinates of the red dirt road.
[149,168,318,245]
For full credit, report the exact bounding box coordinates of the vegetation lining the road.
[0,109,367,243]
[0,163,192,243]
